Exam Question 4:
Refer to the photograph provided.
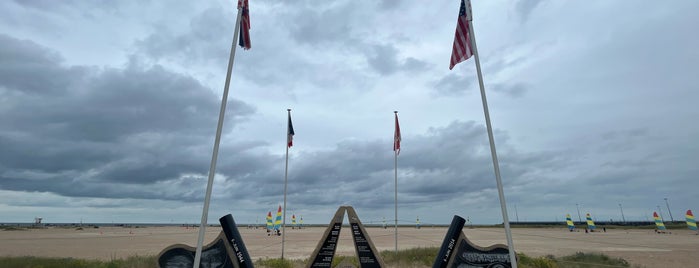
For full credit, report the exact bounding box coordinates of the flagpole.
[464,1,517,266]
[282,109,291,260]
[193,6,243,268]
[393,111,399,255]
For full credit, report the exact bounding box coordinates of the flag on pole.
[287,112,295,148]
[449,0,473,70]
[393,112,401,155]
[238,0,251,50]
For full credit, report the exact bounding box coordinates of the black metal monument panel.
[433,215,514,268]
[158,214,253,268]
[158,232,235,268]
[347,206,385,268]
[307,206,386,268]
[308,207,345,267]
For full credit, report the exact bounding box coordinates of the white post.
[282,109,291,259]
[464,1,517,267]
[394,140,398,254]
[193,6,243,268]
[394,111,399,256]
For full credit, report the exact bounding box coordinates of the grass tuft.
[380,247,438,267]
[0,255,156,268]
[255,257,302,268]
[556,252,631,267]
[517,253,556,268]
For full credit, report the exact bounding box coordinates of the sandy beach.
[1,225,697,267]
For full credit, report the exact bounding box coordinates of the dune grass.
[0,250,640,268]
[0,255,156,268]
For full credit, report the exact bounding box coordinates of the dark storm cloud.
[0,35,82,94]
[0,35,256,199]
[255,121,554,212]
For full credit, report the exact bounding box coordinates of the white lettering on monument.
[442,238,455,262]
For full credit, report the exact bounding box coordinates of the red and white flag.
[238,0,251,50]
[287,112,295,148]
[394,113,401,155]
[449,0,473,70]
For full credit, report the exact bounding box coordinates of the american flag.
[449,0,473,70]
[394,113,401,155]
[287,112,295,148]
[238,0,251,50]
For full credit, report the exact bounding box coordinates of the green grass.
[0,226,26,231]
[0,250,641,268]
[555,252,642,268]
[255,257,302,268]
[0,255,156,268]
[380,247,436,267]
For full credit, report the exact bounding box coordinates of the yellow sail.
[585,213,596,230]
[565,214,575,231]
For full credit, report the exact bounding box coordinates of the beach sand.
[1,226,697,267]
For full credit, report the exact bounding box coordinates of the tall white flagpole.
[282,109,291,259]
[464,1,517,266]
[193,6,244,268]
[394,146,398,255]
[393,111,399,255]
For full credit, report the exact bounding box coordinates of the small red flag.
[449,0,473,70]
[238,0,251,50]
[287,112,295,148]
[394,113,401,155]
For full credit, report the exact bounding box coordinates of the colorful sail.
[274,205,282,230]
[292,214,297,227]
[585,213,596,230]
[653,211,666,231]
[686,210,697,231]
[266,211,273,230]
[566,214,575,231]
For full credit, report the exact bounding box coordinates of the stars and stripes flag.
[287,112,295,148]
[449,0,473,70]
[238,0,251,50]
[394,113,401,155]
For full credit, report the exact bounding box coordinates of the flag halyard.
[449,0,473,70]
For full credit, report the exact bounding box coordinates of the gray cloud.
[0,35,80,94]
[433,73,475,96]
[0,35,256,200]
[514,0,545,22]
[287,3,356,47]
[135,5,231,65]
[491,83,527,98]
[366,44,429,75]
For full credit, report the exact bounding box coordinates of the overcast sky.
[1,0,698,226]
